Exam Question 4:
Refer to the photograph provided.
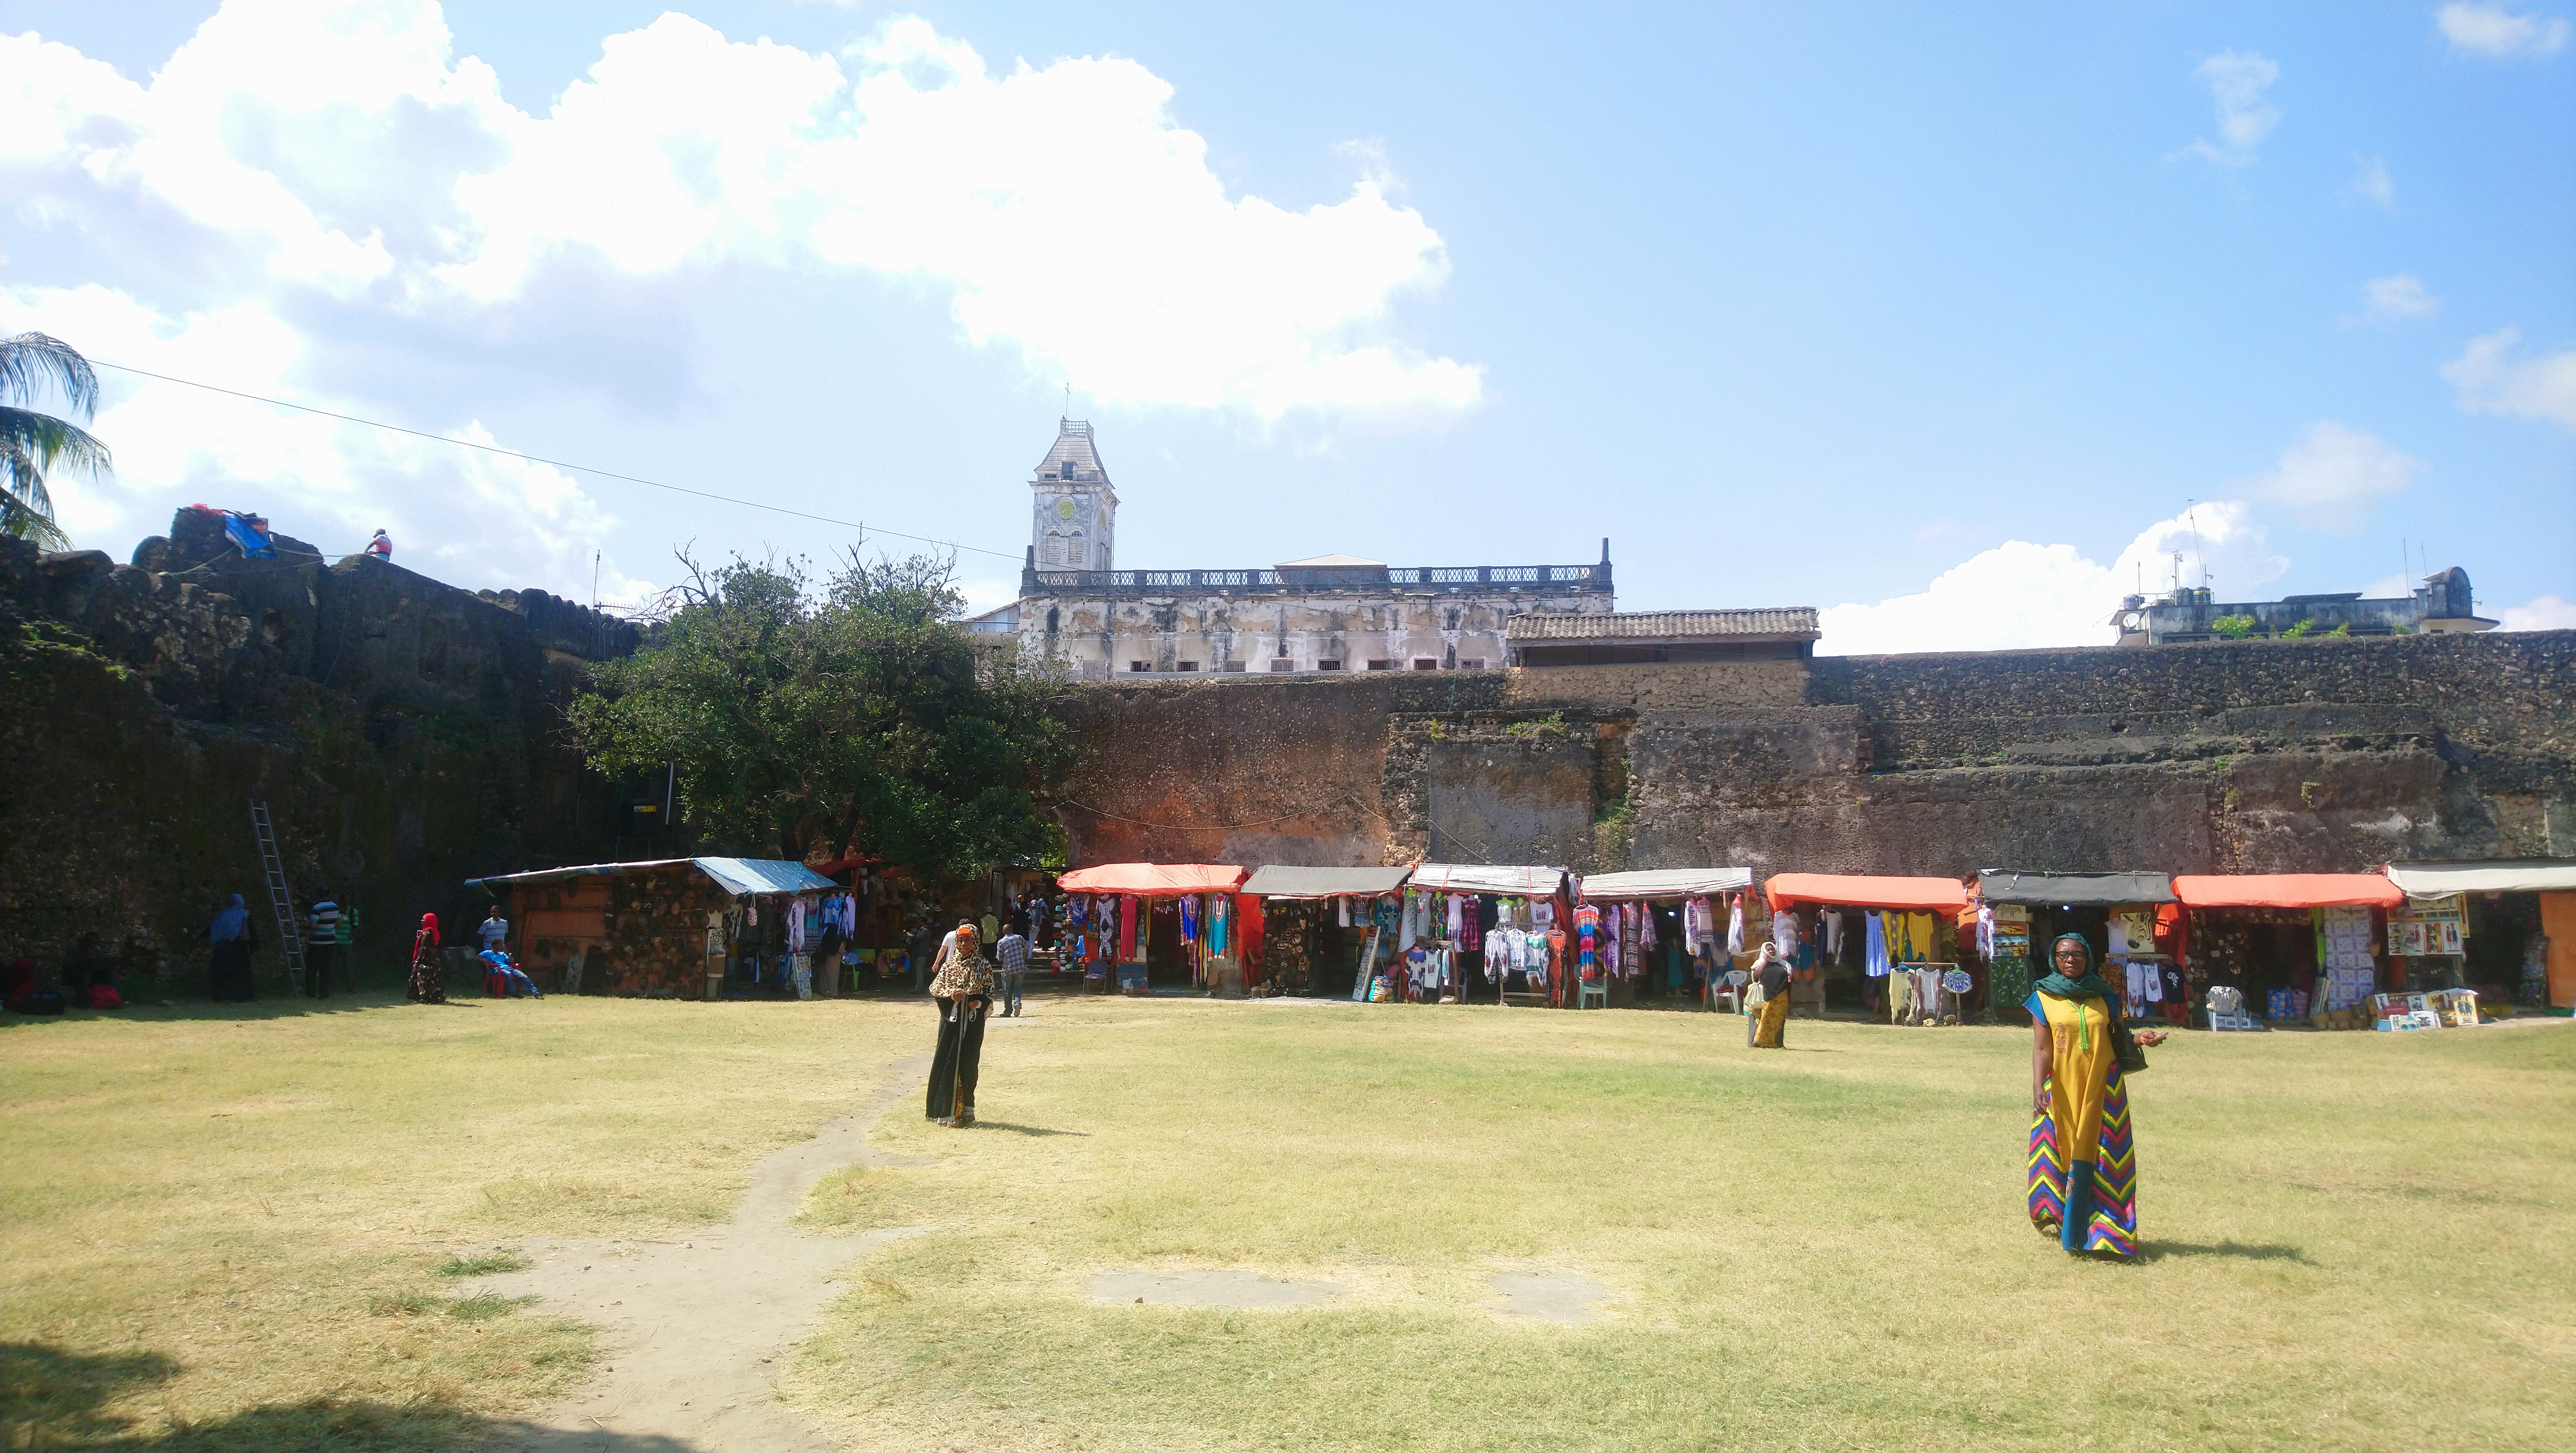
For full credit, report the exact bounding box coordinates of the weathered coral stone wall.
[1054,632,2576,878]
[0,519,638,995]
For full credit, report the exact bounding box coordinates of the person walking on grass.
[1745,943,1790,1048]
[2027,933,2140,1258]
[925,922,994,1127]
[994,926,1029,1018]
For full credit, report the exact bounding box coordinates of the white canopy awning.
[1579,867,1754,901]
[2382,860,2576,896]
[1409,863,1569,896]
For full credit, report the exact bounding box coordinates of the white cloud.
[2183,50,2282,167]
[2441,328,2576,428]
[1817,501,2286,655]
[2347,155,2396,208]
[2247,421,2421,526]
[2358,274,2439,322]
[3,5,1479,420]
[2500,594,2576,631]
[0,282,652,603]
[2437,3,2572,56]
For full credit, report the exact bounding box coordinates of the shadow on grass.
[966,1121,1090,1137]
[2140,1240,2311,1264]
[0,1341,703,1452]
[0,992,489,1032]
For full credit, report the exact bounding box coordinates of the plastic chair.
[1577,975,1608,1010]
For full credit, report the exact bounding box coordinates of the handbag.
[2108,1010,2149,1075]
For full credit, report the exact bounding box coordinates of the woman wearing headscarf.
[1744,942,1790,1048]
[407,913,446,1004]
[2027,933,2138,1257]
[205,894,257,1002]
[925,923,994,1126]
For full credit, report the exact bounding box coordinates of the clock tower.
[1028,418,1116,575]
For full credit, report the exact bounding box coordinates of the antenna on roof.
[1062,381,1071,420]
[2185,500,2206,588]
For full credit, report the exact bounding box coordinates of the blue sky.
[4,1,2570,649]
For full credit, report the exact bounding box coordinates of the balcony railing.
[1022,561,1611,597]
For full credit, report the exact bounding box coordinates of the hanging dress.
[2026,987,2139,1258]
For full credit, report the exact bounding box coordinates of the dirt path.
[473,1054,933,1453]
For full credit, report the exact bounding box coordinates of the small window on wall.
[1413,658,1440,671]
[1365,660,1393,671]
[1129,661,1151,672]
[1316,659,1343,671]
[1176,662,1200,672]
[1268,659,1294,673]
[1220,661,1247,672]
[1459,659,1486,671]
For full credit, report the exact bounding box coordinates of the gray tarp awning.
[1409,863,1570,896]
[1977,870,2177,907]
[467,856,836,897]
[1242,865,1415,899]
[2383,859,2576,895]
[1579,867,1754,901]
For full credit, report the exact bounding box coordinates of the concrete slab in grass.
[1489,1270,1610,1325]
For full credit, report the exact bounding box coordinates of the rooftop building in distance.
[969,418,1617,677]
[2111,567,2499,646]
[1506,608,1821,666]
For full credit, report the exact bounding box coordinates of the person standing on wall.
[925,923,994,1127]
[306,890,341,999]
[995,925,1029,1018]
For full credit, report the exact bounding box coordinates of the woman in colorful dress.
[1746,943,1790,1048]
[2027,933,2138,1257]
[407,912,446,1004]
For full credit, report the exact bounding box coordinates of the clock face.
[1055,499,1076,520]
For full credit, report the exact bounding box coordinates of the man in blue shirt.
[480,948,543,998]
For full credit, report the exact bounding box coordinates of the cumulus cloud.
[2357,274,2439,322]
[3,5,1479,420]
[2183,50,2282,167]
[2248,421,2422,524]
[2437,3,2572,56]
[2442,328,2576,428]
[2347,155,2396,208]
[1817,501,2286,655]
[2499,594,2576,631]
[0,283,653,603]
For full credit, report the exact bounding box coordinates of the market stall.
[1974,871,2179,1028]
[464,856,842,1000]
[1239,865,1414,999]
[1054,863,1250,995]
[2170,874,2404,1030]
[2382,859,2576,1011]
[1396,863,1573,1006]
[1763,873,1972,1023]
[1576,868,1752,1009]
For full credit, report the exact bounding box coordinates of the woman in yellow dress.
[1746,943,1790,1048]
[2027,933,2138,1257]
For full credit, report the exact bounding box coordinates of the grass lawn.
[6,992,2572,1451]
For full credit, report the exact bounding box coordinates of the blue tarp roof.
[466,856,837,897]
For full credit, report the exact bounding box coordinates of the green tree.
[1,333,113,551]
[568,549,1075,885]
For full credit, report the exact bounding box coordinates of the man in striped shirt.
[994,928,1029,1017]
[307,893,342,998]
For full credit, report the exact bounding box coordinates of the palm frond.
[0,480,72,550]
[0,333,103,419]
[0,405,112,488]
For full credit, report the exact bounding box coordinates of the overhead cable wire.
[87,359,1025,562]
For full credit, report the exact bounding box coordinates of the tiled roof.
[1504,608,1820,641]
[1035,419,1108,482]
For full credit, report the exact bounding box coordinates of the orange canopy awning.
[2171,874,2403,909]
[1765,873,1969,913]
[1056,862,1248,896]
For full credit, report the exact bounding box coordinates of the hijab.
[209,894,250,943]
[417,911,440,946]
[2034,933,2114,1002]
